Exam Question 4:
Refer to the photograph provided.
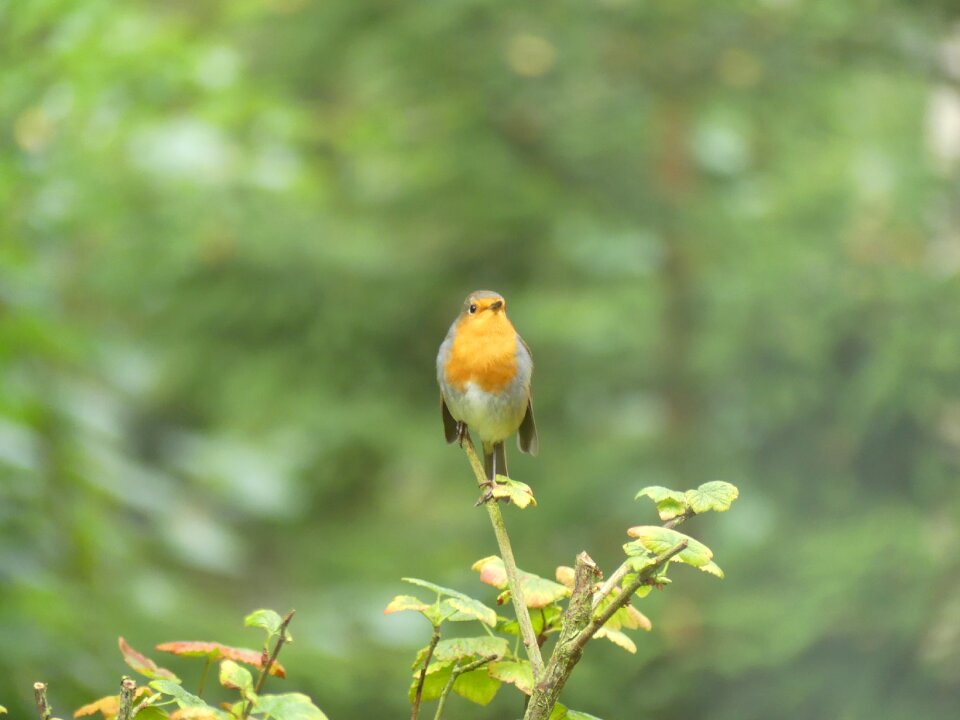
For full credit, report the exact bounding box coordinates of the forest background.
[3,2,960,718]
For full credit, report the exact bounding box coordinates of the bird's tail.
[483,441,508,482]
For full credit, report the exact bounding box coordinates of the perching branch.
[523,541,687,720]
[241,610,295,720]
[432,654,499,720]
[117,677,136,720]
[411,625,442,720]
[461,438,545,681]
[33,682,52,720]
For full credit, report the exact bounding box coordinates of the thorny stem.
[411,625,442,720]
[117,677,136,720]
[461,438,545,681]
[432,654,499,720]
[241,610,295,720]
[33,682,52,720]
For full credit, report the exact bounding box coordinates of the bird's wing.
[441,396,459,444]
[518,398,538,456]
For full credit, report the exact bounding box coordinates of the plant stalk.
[461,438,545,681]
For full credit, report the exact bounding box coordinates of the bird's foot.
[474,478,511,506]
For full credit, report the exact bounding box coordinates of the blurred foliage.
[2,0,960,718]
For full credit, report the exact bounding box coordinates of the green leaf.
[625,526,713,568]
[621,570,666,597]
[490,474,537,508]
[255,693,328,720]
[384,595,432,616]
[430,636,508,664]
[150,680,230,720]
[132,707,167,720]
[150,680,206,707]
[551,706,605,720]
[472,556,570,608]
[684,481,739,514]
[442,596,497,627]
[566,710,605,720]
[408,667,451,704]
[401,577,473,601]
[635,485,689,521]
[219,660,254,697]
[488,660,534,695]
[244,609,286,639]
[700,560,725,578]
[453,668,500,705]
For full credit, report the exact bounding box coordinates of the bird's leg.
[456,421,468,448]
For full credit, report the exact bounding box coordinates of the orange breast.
[445,314,518,393]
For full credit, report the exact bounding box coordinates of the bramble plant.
[26,609,327,720]
[386,437,739,720]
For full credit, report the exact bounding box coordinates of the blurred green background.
[3,1,960,718]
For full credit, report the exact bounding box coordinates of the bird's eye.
[468,303,478,314]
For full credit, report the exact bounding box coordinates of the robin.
[437,290,538,484]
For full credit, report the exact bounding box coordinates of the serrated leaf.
[594,627,636,653]
[700,561,725,578]
[490,474,537,508]
[472,556,570,608]
[442,596,497,627]
[219,660,254,696]
[383,595,432,616]
[254,693,328,720]
[244,610,287,639]
[624,526,713,568]
[155,642,285,678]
[453,668,501,705]
[118,637,177,681]
[635,486,689,520]
[685,481,739,514]
[488,660,534,695]
[431,636,508,664]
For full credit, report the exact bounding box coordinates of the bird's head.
[459,290,509,328]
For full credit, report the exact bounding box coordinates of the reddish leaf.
[118,637,177,680]
[472,557,569,608]
[155,642,286,678]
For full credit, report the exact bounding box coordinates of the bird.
[437,290,538,486]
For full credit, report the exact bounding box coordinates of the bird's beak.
[490,300,504,312]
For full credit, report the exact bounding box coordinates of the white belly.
[444,381,527,444]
